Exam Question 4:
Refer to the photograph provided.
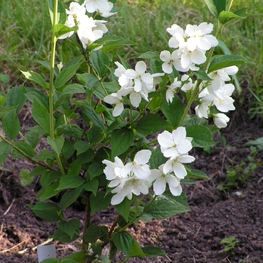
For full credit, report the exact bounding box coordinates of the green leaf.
[57,174,85,190]
[41,259,59,263]
[115,198,133,222]
[74,141,90,156]
[136,114,167,136]
[87,126,105,145]
[218,10,245,25]
[81,104,106,130]
[13,142,35,158]
[47,136,64,155]
[186,167,210,180]
[204,0,226,17]
[61,84,86,95]
[21,70,48,89]
[160,95,184,128]
[32,99,51,134]
[29,201,62,222]
[146,193,190,219]
[208,55,245,73]
[5,86,26,113]
[25,125,46,148]
[111,127,134,158]
[54,23,76,38]
[20,169,35,186]
[76,73,99,88]
[59,219,80,239]
[37,182,60,201]
[61,252,85,262]
[112,231,145,257]
[55,57,83,89]
[194,68,212,81]
[90,50,110,78]
[142,246,166,257]
[149,147,166,169]
[83,225,108,243]
[0,142,11,165]
[25,89,49,108]
[90,191,111,215]
[2,110,20,140]
[60,186,84,209]
[47,0,67,25]
[96,36,134,52]
[51,228,78,243]
[84,179,99,196]
[40,171,61,188]
[138,51,160,60]
[88,162,104,180]
[0,73,10,84]
[186,125,215,148]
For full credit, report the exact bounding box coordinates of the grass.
[0,0,262,108]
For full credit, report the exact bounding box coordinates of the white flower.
[104,92,124,117]
[166,24,186,49]
[181,74,194,92]
[160,50,183,73]
[163,154,195,179]
[125,61,154,93]
[151,164,182,196]
[212,84,235,112]
[100,2,116,17]
[66,2,86,16]
[185,22,218,51]
[103,150,152,205]
[85,0,110,14]
[180,46,206,71]
[102,156,125,180]
[110,177,151,205]
[157,127,193,158]
[166,78,181,103]
[57,62,64,72]
[123,150,152,179]
[213,113,230,128]
[209,66,239,89]
[77,16,107,48]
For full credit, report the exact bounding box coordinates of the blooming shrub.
[0,0,246,262]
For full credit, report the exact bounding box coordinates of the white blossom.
[157,127,193,158]
[166,78,181,103]
[151,164,182,196]
[185,22,218,51]
[213,113,230,128]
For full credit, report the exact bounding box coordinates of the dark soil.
[1,106,263,263]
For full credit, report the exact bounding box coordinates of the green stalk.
[49,0,58,139]
[48,0,65,175]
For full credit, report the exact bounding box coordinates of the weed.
[220,236,239,253]
[218,146,261,191]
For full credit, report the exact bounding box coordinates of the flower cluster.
[104,61,164,116]
[159,22,238,128]
[59,0,115,48]
[102,150,152,205]
[160,22,218,73]
[195,65,238,128]
[103,127,195,205]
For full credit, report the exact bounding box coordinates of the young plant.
[0,0,246,262]
[220,236,239,253]
[218,146,261,191]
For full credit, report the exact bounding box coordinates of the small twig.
[4,198,15,216]
[0,241,26,254]
[32,238,54,252]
